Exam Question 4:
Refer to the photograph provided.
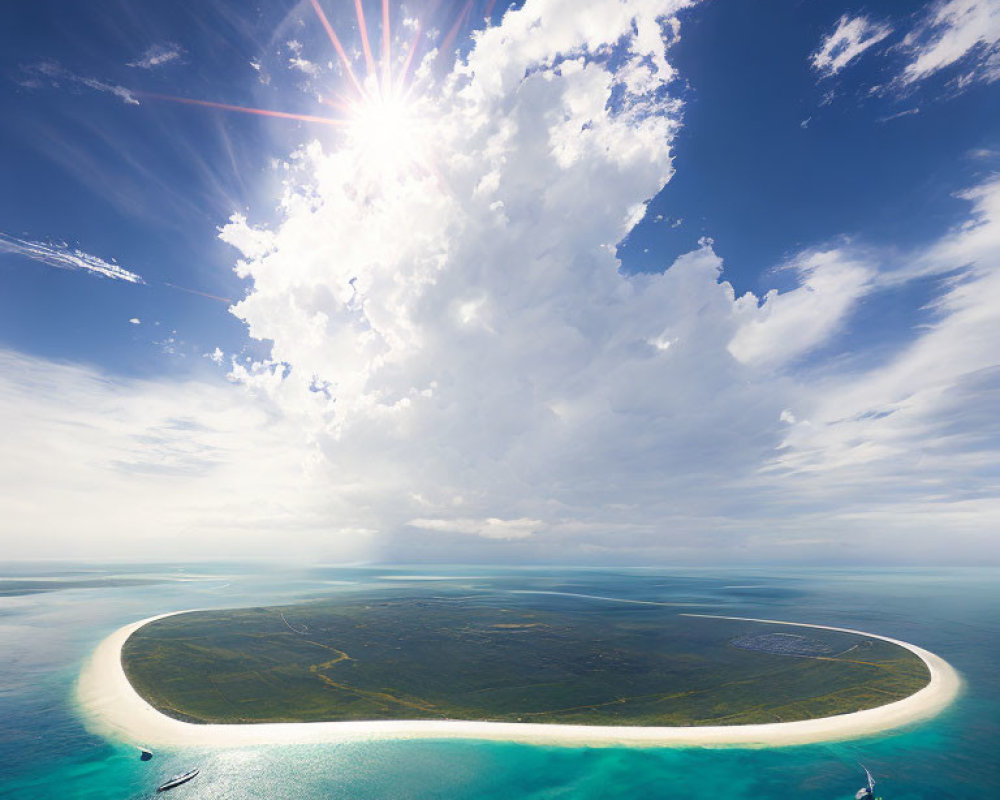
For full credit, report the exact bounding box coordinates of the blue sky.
[626,1,1000,289]
[1,0,999,563]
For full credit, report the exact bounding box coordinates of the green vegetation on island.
[121,593,929,726]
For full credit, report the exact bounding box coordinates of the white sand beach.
[75,611,961,749]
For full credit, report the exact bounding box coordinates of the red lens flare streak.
[397,20,423,91]
[308,0,366,100]
[139,92,348,126]
[164,283,233,305]
[440,1,474,59]
[396,0,444,91]
[132,0,493,162]
[353,0,377,79]
[381,0,392,92]
[319,95,355,114]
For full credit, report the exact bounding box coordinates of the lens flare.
[381,0,392,91]
[309,0,366,99]
[353,0,377,78]
[131,0,486,178]
[140,92,348,126]
[348,92,426,175]
[440,1,474,58]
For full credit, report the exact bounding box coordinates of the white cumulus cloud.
[728,250,874,368]
[3,0,999,564]
[206,0,1000,562]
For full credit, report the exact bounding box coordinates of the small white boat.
[156,768,199,792]
[855,765,878,800]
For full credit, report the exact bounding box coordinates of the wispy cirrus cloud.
[811,1,1000,94]
[285,40,321,76]
[728,250,875,368]
[0,232,144,283]
[127,43,185,70]
[901,0,1000,87]
[19,60,139,105]
[811,14,893,77]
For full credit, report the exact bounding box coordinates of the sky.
[1,0,999,564]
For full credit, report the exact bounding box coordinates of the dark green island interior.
[122,592,929,726]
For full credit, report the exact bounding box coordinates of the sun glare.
[348,92,425,173]
[141,0,454,178]
[314,0,433,175]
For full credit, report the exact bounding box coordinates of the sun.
[137,0,456,176]
[311,0,433,174]
[348,91,427,174]
[351,93,412,149]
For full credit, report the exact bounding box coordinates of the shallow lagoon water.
[1,565,996,799]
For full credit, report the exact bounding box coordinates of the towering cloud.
[211,0,1000,560]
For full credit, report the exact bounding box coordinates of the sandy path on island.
[75,610,961,749]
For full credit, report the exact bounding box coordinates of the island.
[76,592,961,748]
[120,595,929,726]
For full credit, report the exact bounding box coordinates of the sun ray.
[308,0,366,99]
[319,95,355,114]
[397,0,450,91]
[354,0,377,79]
[164,282,233,305]
[397,19,423,91]
[141,92,348,126]
[439,1,474,59]
[381,0,392,92]
[484,0,498,20]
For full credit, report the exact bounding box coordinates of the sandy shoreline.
[75,611,961,749]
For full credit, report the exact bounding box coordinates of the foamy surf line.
[75,611,961,749]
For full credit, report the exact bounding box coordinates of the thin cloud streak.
[20,61,139,105]
[0,232,144,283]
[164,282,232,305]
[127,43,185,70]
[810,14,892,77]
[901,0,1000,86]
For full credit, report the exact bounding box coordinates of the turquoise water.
[1,565,996,799]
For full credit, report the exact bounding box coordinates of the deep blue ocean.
[0,565,996,799]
